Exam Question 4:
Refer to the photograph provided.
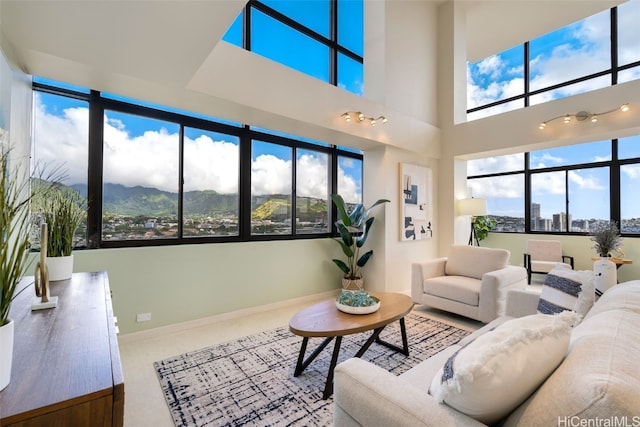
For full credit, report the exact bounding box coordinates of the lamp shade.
[457,198,487,216]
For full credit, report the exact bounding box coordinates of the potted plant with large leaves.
[331,194,390,290]
[31,184,86,281]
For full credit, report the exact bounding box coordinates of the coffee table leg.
[294,336,334,377]
[323,336,343,400]
[375,317,410,356]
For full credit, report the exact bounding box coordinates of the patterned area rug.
[154,311,470,427]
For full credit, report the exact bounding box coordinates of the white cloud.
[34,94,356,200]
[468,175,523,199]
[568,170,604,190]
[467,154,523,175]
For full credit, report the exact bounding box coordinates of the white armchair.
[524,239,574,284]
[411,245,528,323]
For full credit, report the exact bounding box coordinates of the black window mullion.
[611,138,621,223]
[292,147,297,236]
[524,152,531,233]
[87,90,104,249]
[524,42,530,107]
[239,128,252,240]
[244,2,252,51]
[564,170,570,232]
[611,7,618,85]
[330,0,338,86]
[178,126,185,238]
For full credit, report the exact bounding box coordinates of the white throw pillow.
[537,264,595,318]
[429,311,578,424]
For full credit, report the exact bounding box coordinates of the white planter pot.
[0,319,14,391]
[46,254,74,281]
[594,257,617,295]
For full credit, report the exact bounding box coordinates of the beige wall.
[483,232,640,285]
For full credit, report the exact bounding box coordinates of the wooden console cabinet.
[0,271,124,427]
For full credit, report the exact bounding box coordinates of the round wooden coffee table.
[289,292,414,399]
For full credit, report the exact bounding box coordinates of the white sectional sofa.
[412,245,528,323]
[334,280,640,426]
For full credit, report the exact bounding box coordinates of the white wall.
[436,2,640,274]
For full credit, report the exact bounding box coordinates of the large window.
[467,138,640,236]
[31,78,363,249]
[223,0,364,96]
[468,3,640,120]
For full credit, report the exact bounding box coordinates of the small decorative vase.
[46,254,74,281]
[0,319,14,391]
[342,277,364,291]
[593,256,616,295]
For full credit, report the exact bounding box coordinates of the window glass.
[619,135,640,160]
[618,65,640,84]
[529,10,610,92]
[529,141,611,169]
[338,53,364,96]
[531,171,566,231]
[338,0,364,56]
[467,45,524,109]
[621,163,640,232]
[251,140,293,235]
[467,174,524,232]
[261,0,330,38]
[251,9,330,82]
[337,156,362,204]
[467,153,524,176]
[568,167,609,232]
[183,128,240,237]
[466,99,523,122]
[31,92,89,248]
[222,11,243,47]
[617,1,640,67]
[102,111,180,240]
[529,75,610,106]
[296,148,329,234]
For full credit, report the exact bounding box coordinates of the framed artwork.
[400,163,433,241]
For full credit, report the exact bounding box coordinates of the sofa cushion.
[537,264,594,318]
[429,311,578,425]
[424,276,480,306]
[583,279,640,320]
[445,245,510,280]
[503,309,640,426]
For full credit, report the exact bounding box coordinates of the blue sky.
[467,2,640,221]
[33,2,365,204]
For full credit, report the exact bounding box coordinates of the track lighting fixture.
[539,104,630,130]
[341,111,388,126]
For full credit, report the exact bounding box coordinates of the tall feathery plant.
[0,150,34,326]
[34,185,86,257]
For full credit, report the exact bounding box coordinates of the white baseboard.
[118,289,339,344]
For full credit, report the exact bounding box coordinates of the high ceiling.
[0,0,626,150]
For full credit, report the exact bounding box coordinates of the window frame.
[32,81,363,250]
[466,138,640,237]
[232,0,363,94]
[467,6,640,118]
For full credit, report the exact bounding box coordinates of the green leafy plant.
[473,215,497,242]
[0,151,60,326]
[32,185,87,257]
[590,221,622,257]
[331,194,389,280]
[0,151,32,326]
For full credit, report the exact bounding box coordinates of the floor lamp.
[457,198,487,246]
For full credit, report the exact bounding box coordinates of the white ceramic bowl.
[336,300,381,315]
